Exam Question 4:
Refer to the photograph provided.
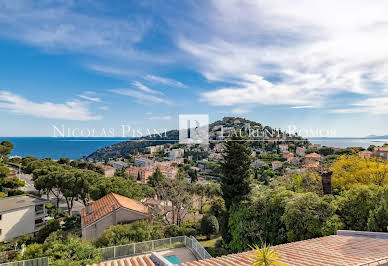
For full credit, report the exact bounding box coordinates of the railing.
[99,236,186,261]
[98,235,212,261]
[0,257,49,266]
[185,236,212,260]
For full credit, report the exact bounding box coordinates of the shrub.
[164,224,180,237]
[200,215,219,240]
[35,219,61,243]
[95,221,154,248]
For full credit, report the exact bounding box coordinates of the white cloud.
[332,97,388,114]
[87,64,137,78]
[133,81,163,95]
[148,115,172,120]
[144,75,186,88]
[178,0,388,109]
[78,94,101,102]
[291,106,317,109]
[0,91,101,120]
[111,89,171,104]
[100,106,109,111]
[231,107,250,114]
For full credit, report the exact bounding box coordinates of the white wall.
[0,206,39,242]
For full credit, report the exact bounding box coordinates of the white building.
[108,161,127,170]
[0,195,47,242]
[279,144,288,152]
[169,149,184,160]
[134,157,155,168]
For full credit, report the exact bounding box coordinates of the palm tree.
[249,243,287,266]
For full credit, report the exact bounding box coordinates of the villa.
[272,160,283,170]
[279,144,288,152]
[81,193,149,240]
[359,149,373,159]
[305,152,321,164]
[374,147,388,160]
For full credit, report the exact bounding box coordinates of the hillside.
[82,117,306,161]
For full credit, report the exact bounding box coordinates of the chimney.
[112,205,117,225]
[86,203,93,215]
[320,169,333,194]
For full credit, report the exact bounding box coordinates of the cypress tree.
[220,135,253,244]
[221,135,253,210]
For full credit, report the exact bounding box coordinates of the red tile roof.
[305,152,321,158]
[81,193,148,227]
[375,147,388,152]
[181,235,388,266]
[90,255,155,266]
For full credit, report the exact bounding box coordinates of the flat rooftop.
[0,194,46,213]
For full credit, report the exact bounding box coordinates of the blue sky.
[0,0,388,137]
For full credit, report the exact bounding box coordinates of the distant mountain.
[364,135,388,139]
[82,117,306,161]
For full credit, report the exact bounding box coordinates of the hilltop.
[82,117,302,161]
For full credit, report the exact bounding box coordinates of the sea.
[1,137,388,160]
[0,137,130,160]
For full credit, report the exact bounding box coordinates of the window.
[0,214,2,220]
[35,204,44,214]
[35,218,43,225]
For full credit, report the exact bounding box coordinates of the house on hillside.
[305,152,321,164]
[81,193,149,240]
[108,161,127,171]
[0,195,47,242]
[359,150,373,159]
[98,164,116,177]
[272,161,283,170]
[374,147,388,160]
[279,144,288,152]
[296,147,306,157]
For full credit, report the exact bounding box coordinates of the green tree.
[148,167,165,188]
[208,197,226,221]
[0,140,13,161]
[90,176,144,201]
[228,188,293,253]
[20,231,101,266]
[95,221,154,247]
[336,184,378,231]
[35,219,61,243]
[368,187,388,232]
[220,135,252,244]
[221,135,253,209]
[201,215,219,240]
[282,192,336,242]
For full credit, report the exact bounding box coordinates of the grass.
[198,235,222,248]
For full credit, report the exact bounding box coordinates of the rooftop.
[180,232,388,266]
[90,248,197,266]
[305,152,321,158]
[81,193,148,227]
[0,194,46,213]
[375,147,388,152]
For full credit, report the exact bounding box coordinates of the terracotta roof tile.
[90,255,154,266]
[81,193,148,227]
[305,152,321,158]
[181,235,388,266]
